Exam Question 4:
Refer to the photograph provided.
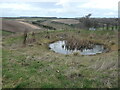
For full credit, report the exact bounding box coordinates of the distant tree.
[92,19,99,29]
[115,24,118,30]
[106,23,109,30]
[79,14,93,30]
[102,24,106,30]
[111,25,114,30]
[86,14,92,18]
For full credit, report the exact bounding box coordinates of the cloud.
[0,3,48,17]
[78,0,119,11]
[56,0,70,7]
[103,12,117,16]
[0,0,59,2]
[0,0,119,17]
[0,3,39,11]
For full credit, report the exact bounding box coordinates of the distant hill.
[1,19,41,32]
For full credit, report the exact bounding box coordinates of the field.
[2,19,41,32]
[1,17,119,88]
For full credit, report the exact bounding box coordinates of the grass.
[2,30,14,36]
[2,29,118,88]
[41,20,76,30]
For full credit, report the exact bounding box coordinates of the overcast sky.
[0,0,119,18]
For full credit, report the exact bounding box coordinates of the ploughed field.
[1,19,41,32]
[2,24,118,88]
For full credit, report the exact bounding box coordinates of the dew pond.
[49,40,108,55]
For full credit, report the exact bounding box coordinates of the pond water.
[49,40,108,55]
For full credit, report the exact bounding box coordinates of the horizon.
[1,16,119,18]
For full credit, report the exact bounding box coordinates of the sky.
[0,0,119,18]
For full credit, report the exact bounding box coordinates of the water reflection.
[49,40,107,55]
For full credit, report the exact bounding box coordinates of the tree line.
[79,14,119,30]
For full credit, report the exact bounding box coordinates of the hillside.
[1,19,41,32]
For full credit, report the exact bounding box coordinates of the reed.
[65,35,100,51]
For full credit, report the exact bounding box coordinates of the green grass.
[41,20,76,30]
[2,29,118,88]
[2,30,14,36]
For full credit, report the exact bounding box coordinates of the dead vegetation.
[64,35,107,51]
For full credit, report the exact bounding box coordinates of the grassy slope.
[41,20,76,30]
[2,30,14,36]
[2,29,118,88]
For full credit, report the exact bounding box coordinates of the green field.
[2,29,118,88]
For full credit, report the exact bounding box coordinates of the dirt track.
[1,19,41,32]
